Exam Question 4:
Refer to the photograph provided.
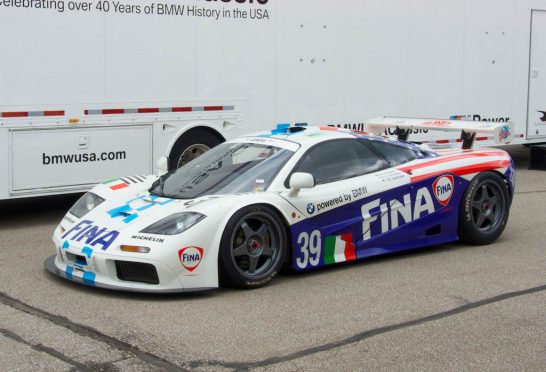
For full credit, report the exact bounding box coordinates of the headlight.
[141,212,206,235]
[69,192,105,218]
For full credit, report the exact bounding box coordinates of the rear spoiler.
[366,117,513,149]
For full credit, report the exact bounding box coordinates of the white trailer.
[1,0,546,199]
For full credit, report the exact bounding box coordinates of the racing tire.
[219,205,288,289]
[458,171,510,245]
[168,128,223,170]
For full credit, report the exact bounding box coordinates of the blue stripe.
[108,204,131,218]
[82,271,96,286]
[127,195,146,203]
[137,204,154,212]
[62,240,70,250]
[81,246,93,258]
[123,213,139,223]
[159,199,175,206]
[65,266,74,280]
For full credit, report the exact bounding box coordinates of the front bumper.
[44,255,214,293]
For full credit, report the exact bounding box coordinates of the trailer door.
[528,10,546,139]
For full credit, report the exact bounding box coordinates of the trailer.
[1,0,545,199]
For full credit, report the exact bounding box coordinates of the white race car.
[45,119,515,292]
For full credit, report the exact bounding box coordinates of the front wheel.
[458,171,510,245]
[219,206,287,289]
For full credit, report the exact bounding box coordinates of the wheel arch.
[214,200,295,267]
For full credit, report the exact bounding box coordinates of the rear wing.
[366,117,513,149]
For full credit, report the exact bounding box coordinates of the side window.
[370,141,418,167]
[293,140,387,185]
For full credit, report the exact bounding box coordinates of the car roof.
[241,125,421,153]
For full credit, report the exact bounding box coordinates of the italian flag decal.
[102,178,128,191]
[324,234,356,265]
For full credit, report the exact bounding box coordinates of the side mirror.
[156,156,169,176]
[289,172,315,190]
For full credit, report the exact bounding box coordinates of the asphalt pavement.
[0,145,545,371]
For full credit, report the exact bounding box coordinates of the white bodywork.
[46,124,514,292]
[1,0,545,200]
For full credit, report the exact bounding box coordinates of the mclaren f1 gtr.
[45,118,515,292]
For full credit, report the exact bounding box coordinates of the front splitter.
[44,255,215,294]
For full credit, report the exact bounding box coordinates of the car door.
[279,139,412,270]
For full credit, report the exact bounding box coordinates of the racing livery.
[45,119,515,292]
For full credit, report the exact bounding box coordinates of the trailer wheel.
[168,128,224,170]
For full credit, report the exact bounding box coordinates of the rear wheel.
[219,206,287,289]
[458,171,510,245]
[168,128,223,170]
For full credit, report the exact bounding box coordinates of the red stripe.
[410,159,510,183]
[110,183,128,191]
[341,234,357,261]
[319,126,338,131]
[138,108,160,113]
[172,107,192,112]
[398,151,507,173]
[436,140,450,144]
[2,112,28,118]
[84,110,89,115]
[476,137,489,141]
[44,110,65,116]
[102,109,125,115]
[204,106,223,111]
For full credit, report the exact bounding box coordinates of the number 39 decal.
[296,230,322,269]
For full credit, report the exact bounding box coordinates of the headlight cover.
[69,192,105,218]
[141,212,206,235]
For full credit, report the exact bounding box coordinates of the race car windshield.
[150,142,294,199]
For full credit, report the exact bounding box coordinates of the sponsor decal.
[383,128,429,135]
[131,235,165,244]
[178,246,204,272]
[324,234,356,265]
[316,195,344,212]
[361,187,435,240]
[108,194,175,223]
[61,220,119,250]
[325,123,430,135]
[306,203,315,214]
[42,151,126,166]
[450,114,510,123]
[498,125,511,142]
[432,175,454,206]
[328,123,366,132]
[538,111,546,122]
[422,120,451,127]
[103,179,128,191]
[374,169,406,183]
[351,186,368,198]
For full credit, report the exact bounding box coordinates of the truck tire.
[168,128,223,170]
[458,171,510,245]
[219,205,288,289]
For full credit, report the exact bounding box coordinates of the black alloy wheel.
[219,206,287,288]
[458,171,510,245]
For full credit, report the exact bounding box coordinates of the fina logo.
[432,175,454,206]
[307,203,316,214]
[178,246,204,272]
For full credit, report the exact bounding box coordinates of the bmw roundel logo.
[307,203,315,214]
